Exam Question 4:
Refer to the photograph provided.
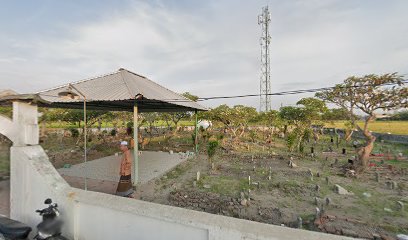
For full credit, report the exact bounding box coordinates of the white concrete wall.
[9,145,353,240]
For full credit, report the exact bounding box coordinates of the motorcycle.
[0,198,69,240]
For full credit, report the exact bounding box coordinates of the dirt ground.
[134,135,408,240]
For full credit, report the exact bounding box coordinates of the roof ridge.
[123,69,192,102]
[119,69,135,99]
[37,69,121,94]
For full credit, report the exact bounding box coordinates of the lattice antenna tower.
[258,6,272,112]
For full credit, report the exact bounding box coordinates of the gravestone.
[315,185,320,193]
[326,197,331,206]
[335,184,354,195]
[308,169,313,181]
[392,181,398,190]
[375,172,380,182]
[397,201,404,211]
[297,217,303,229]
[196,171,200,181]
[315,207,321,219]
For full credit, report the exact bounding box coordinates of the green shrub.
[286,132,296,152]
[207,140,219,159]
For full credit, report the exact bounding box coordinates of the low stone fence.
[323,128,408,144]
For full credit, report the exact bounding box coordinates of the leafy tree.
[322,108,353,121]
[389,110,408,120]
[141,112,159,136]
[279,98,327,151]
[181,92,199,102]
[46,109,108,128]
[254,110,284,139]
[206,104,258,137]
[316,73,408,171]
[157,92,199,131]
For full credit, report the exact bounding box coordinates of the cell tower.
[258,6,272,112]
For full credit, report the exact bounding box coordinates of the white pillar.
[12,101,39,146]
[133,104,138,186]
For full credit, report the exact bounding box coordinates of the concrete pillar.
[12,101,39,146]
[133,104,139,186]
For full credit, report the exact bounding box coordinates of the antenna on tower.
[258,6,272,112]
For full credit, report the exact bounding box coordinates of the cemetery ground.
[139,130,408,239]
[0,129,407,239]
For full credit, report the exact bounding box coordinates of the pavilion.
[0,68,207,185]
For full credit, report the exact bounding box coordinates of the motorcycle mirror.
[44,198,52,204]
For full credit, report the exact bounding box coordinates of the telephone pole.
[258,6,272,112]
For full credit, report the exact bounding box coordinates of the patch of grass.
[346,184,408,221]
[200,175,248,196]
[165,162,191,180]
[381,224,408,235]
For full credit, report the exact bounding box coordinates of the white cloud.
[0,0,407,110]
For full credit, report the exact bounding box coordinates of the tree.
[254,110,282,138]
[279,98,327,152]
[181,92,199,102]
[46,109,108,128]
[322,108,353,121]
[206,104,257,138]
[389,110,408,120]
[316,73,408,171]
[141,112,159,136]
[157,92,199,131]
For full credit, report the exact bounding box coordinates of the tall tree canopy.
[316,73,408,171]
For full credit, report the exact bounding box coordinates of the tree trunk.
[345,130,353,142]
[356,116,376,172]
[239,126,246,137]
[230,128,238,137]
[356,134,375,171]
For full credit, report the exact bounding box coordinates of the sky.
[0,0,407,110]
